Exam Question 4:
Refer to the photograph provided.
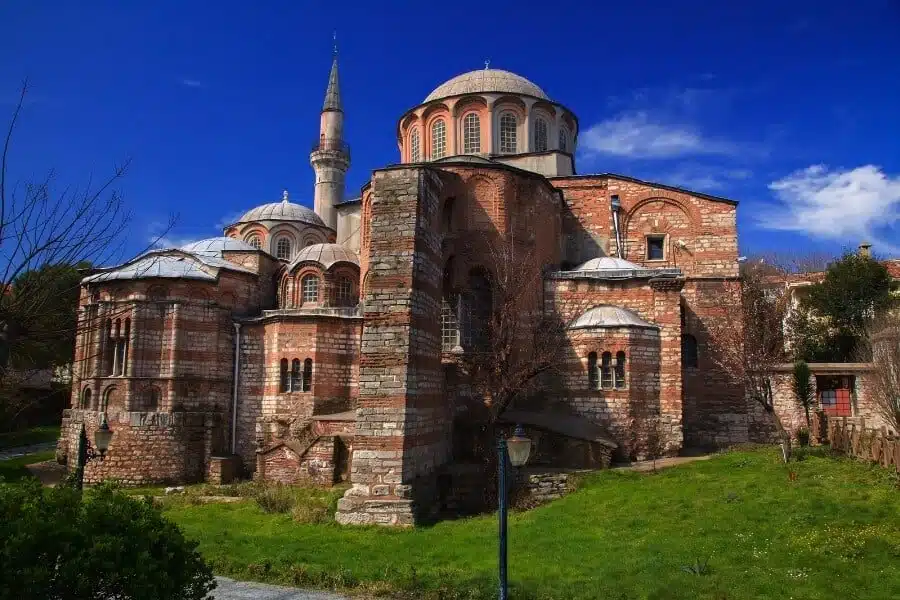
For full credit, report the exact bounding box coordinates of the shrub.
[254,484,296,513]
[797,428,810,447]
[0,480,215,600]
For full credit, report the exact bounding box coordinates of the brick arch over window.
[622,196,698,233]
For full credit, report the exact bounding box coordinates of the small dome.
[289,243,359,271]
[181,237,258,256]
[425,69,549,103]
[575,257,643,271]
[569,306,658,330]
[238,200,325,228]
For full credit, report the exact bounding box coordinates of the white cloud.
[760,165,900,252]
[180,78,204,88]
[579,112,735,159]
[150,234,200,249]
[215,211,244,231]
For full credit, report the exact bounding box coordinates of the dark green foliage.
[0,480,215,600]
[797,252,894,361]
[792,361,814,427]
[1,261,90,371]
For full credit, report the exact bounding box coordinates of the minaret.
[310,44,349,231]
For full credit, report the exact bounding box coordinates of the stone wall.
[59,408,223,485]
[548,275,684,456]
[337,167,451,526]
[235,315,361,471]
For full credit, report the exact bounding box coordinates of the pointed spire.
[282,189,289,203]
[323,36,341,112]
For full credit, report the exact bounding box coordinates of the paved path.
[613,454,711,472]
[213,577,347,600]
[0,441,56,460]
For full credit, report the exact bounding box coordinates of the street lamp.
[75,413,113,491]
[498,424,532,600]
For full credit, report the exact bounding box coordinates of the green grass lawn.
[0,450,56,482]
[164,447,900,600]
[0,425,60,450]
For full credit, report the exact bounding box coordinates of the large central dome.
[237,200,325,227]
[424,69,550,103]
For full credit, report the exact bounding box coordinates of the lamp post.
[75,412,113,491]
[498,424,532,600]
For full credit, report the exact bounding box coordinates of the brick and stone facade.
[58,61,759,526]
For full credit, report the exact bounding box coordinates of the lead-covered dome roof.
[569,306,658,330]
[181,237,258,256]
[237,200,325,228]
[288,243,359,271]
[425,69,550,102]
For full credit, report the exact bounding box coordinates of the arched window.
[104,319,114,375]
[441,260,459,351]
[291,359,301,391]
[81,387,92,410]
[431,119,446,159]
[614,351,626,389]
[600,352,613,389]
[463,113,481,154]
[588,352,599,390]
[275,237,292,260]
[101,386,116,412]
[301,275,319,304]
[534,117,549,152]
[442,197,455,232]
[410,128,421,162]
[499,112,517,154]
[467,269,493,349]
[302,358,313,392]
[682,334,699,368]
[333,276,354,306]
[119,318,130,376]
[559,126,569,152]
[246,235,262,250]
[279,359,289,393]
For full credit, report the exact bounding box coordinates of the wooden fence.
[812,412,900,474]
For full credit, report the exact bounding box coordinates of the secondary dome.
[181,237,258,256]
[569,306,658,330]
[575,257,643,271]
[425,69,549,102]
[237,200,325,228]
[289,243,359,271]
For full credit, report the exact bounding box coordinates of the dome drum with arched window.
[395,69,579,177]
[277,243,360,309]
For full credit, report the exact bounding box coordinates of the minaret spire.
[310,41,349,231]
[323,33,341,112]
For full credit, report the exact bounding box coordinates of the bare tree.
[454,231,572,425]
[862,313,900,433]
[706,261,793,461]
[0,81,172,427]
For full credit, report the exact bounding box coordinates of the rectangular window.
[646,235,666,261]
[441,295,459,351]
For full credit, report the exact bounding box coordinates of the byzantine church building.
[60,54,763,525]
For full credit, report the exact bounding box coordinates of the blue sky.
[2,0,899,262]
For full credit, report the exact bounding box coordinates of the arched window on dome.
[534,117,549,152]
[559,126,569,153]
[588,352,599,390]
[462,113,481,154]
[246,235,262,250]
[600,352,613,389]
[301,275,319,305]
[410,128,421,162]
[431,119,446,160]
[275,237,292,260]
[614,351,627,389]
[499,112,518,154]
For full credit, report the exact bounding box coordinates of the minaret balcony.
[311,138,350,160]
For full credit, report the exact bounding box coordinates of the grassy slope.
[0,450,56,482]
[165,448,900,600]
[0,425,60,450]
